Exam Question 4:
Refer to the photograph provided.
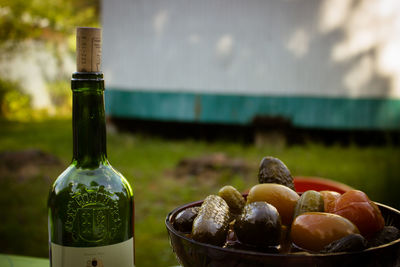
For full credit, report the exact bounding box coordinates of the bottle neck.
[72,72,107,168]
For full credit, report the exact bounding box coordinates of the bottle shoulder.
[50,163,132,198]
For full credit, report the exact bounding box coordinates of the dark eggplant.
[173,207,199,233]
[368,226,400,248]
[234,201,282,247]
[321,234,368,253]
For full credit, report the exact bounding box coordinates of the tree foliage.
[0,0,99,120]
[0,0,100,49]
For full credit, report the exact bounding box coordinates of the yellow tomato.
[247,183,299,225]
[320,190,341,213]
[291,212,359,252]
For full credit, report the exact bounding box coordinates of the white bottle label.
[51,238,134,267]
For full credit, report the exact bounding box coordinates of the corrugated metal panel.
[106,89,400,130]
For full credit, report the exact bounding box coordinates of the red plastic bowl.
[294,177,354,194]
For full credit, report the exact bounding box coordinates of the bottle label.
[51,238,134,267]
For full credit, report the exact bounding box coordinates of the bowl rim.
[166,199,400,258]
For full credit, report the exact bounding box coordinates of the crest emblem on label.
[78,206,109,241]
[65,186,121,242]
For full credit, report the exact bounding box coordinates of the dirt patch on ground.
[0,149,65,183]
[169,153,256,184]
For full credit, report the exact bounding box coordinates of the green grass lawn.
[0,119,399,266]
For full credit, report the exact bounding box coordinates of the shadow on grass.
[0,176,51,257]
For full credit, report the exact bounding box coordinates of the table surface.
[0,254,48,267]
[0,254,181,267]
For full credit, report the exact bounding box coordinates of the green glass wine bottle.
[48,27,134,267]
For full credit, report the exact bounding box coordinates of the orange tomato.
[320,190,341,213]
[333,190,385,238]
[291,212,359,252]
[247,183,299,225]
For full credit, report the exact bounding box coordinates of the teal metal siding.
[105,89,400,130]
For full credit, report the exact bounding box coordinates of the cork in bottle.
[76,27,102,72]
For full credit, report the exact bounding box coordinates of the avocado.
[258,156,295,190]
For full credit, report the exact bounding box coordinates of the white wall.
[102,0,400,99]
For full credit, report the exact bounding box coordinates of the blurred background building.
[1,0,400,137]
[102,0,400,131]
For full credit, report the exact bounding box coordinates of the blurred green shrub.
[0,78,33,121]
[0,78,74,121]
[0,79,60,121]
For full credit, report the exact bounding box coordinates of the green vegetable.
[293,190,324,218]
[218,185,245,214]
[192,195,230,246]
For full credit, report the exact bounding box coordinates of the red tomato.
[333,190,384,238]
